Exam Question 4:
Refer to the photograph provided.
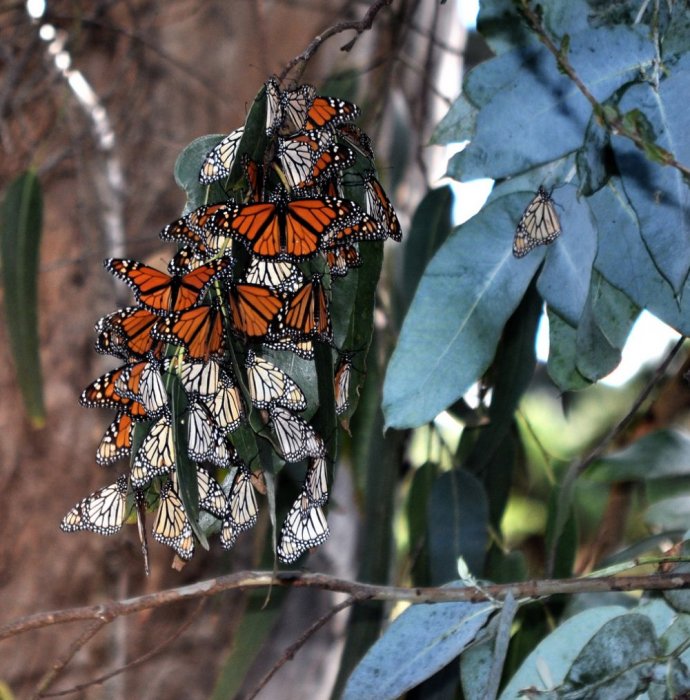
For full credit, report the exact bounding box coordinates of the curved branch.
[3,569,690,643]
[278,0,393,81]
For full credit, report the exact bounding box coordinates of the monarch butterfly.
[130,414,175,488]
[243,258,304,293]
[336,123,374,160]
[277,135,354,191]
[207,194,367,261]
[153,480,194,560]
[277,496,329,563]
[114,358,168,415]
[60,475,129,536]
[334,353,354,415]
[196,467,228,518]
[266,80,358,136]
[326,243,361,278]
[220,465,259,550]
[169,356,221,398]
[279,273,332,343]
[199,126,244,185]
[168,246,205,274]
[245,350,307,411]
[303,454,329,507]
[203,371,245,433]
[171,466,227,519]
[95,307,161,360]
[242,155,266,203]
[262,335,315,360]
[186,399,219,464]
[96,411,133,466]
[228,283,283,338]
[361,171,402,242]
[104,258,230,315]
[268,405,324,463]
[153,303,226,360]
[160,203,231,255]
[80,367,149,419]
[513,186,561,258]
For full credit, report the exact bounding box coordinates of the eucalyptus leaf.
[383,193,543,429]
[613,57,690,293]
[342,587,496,700]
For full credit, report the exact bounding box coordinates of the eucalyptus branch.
[518,0,690,178]
[279,0,393,81]
[4,569,690,643]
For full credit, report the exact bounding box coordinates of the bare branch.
[4,569,690,644]
[245,597,355,700]
[40,600,206,698]
[278,0,394,82]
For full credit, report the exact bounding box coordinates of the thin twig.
[278,0,393,81]
[5,568,690,643]
[245,597,355,700]
[31,620,108,699]
[40,600,206,698]
[546,336,686,574]
[518,0,690,178]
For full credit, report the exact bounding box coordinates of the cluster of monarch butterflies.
[61,78,401,568]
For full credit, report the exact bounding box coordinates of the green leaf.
[383,193,544,429]
[645,496,690,530]
[428,469,489,582]
[545,484,578,579]
[398,186,453,323]
[0,171,45,428]
[558,614,659,699]
[546,309,591,391]
[0,171,45,427]
[342,587,496,700]
[170,379,207,549]
[499,606,629,699]
[588,429,690,482]
[574,272,640,382]
[613,57,690,293]
[406,462,438,586]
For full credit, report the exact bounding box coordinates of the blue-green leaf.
[613,57,690,293]
[431,98,477,145]
[558,614,659,699]
[499,607,629,699]
[536,184,597,327]
[0,171,45,427]
[450,26,655,180]
[546,309,591,391]
[591,180,690,334]
[342,588,495,700]
[383,193,543,429]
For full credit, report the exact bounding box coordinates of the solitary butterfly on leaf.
[513,186,561,258]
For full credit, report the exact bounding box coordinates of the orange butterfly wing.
[155,305,225,360]
[229,284,282,338]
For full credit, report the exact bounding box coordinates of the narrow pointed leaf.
[1,171,45,427]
